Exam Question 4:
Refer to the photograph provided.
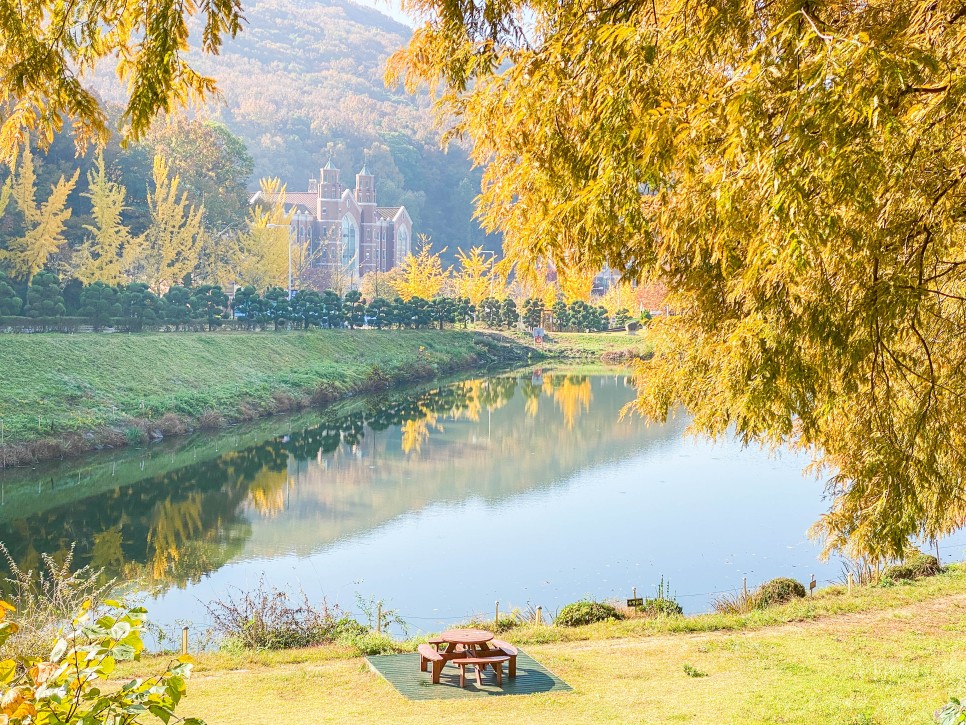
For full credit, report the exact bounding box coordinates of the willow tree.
[390,1,966,559]
[0,0,244,164]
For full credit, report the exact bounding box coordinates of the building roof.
[375,206,402,220]
[283,192,318,208]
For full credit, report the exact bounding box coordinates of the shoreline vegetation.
[0,329,651,468]
[117,564,966,724]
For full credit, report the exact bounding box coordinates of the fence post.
[742,577,748,598]
[847,572,854,595]
[536,606,542,626]
[495,601,499,626]
[376,603,382,634]
[181,626,189,655]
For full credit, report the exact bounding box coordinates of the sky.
[355,0,415,27]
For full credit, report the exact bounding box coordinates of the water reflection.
[0,371,657,599]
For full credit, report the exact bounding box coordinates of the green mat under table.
[366,651,572,700]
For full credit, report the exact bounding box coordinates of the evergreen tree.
[24,272,65,319]
[430,296,455,330]
[0,277,23,316]
[264,286,291,331]
[231,286,261,329]
[344,290,367,329]
[162,285,193,330]
[190,285,228,331]
[454,297,475,328]
[500,298,519,329]
[320,290,344,329]
[479,296,502,327]
[119,282,160,331]
[522,297,545,330]
[551,300,570,332]
[366,297,392,329]
[79,281,122,331]
[613,307,632,329]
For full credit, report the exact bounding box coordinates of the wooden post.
[847,572,853,594]
[809,574,816,596]
[376,603,382,634]
[742,577,748,598]
[181,626,189,655]
[536,606,542,626]
[495,601,500,626]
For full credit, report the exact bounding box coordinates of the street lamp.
[266,223,294,299]
[480,249,497,296]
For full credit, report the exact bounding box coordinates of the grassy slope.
[0,330,526,447]
[517,330,654,360]
[125,566,966,724]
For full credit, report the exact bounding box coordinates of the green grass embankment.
[507,330,654,361]
[0,330,534,465]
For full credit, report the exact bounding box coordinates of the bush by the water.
[755,577,807,608]
[638,577,684,617]
[555,600,624,627]
[206,579,365,650]
[713,576,806,614]
[881,550,942,582]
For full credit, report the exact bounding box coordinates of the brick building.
[251,159,413,287]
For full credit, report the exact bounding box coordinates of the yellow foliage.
[454,246,496,305]
[126,157,205,294]
[0,149,78,282]
[392,237,450,300]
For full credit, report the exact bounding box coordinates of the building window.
[341,215,358,273]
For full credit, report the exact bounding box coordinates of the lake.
[2,367,963,643]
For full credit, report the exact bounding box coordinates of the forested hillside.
[95,0,495,258]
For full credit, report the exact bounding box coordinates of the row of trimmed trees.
[0,274,636,332]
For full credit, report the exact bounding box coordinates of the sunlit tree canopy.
[390,0,966,559]
[0,0,244,163]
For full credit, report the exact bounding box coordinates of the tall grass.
[0,543,116,659]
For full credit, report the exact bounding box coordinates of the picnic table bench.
[419,629,519,688]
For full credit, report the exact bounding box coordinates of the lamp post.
[480,249,497,297]
[266,223,294,299]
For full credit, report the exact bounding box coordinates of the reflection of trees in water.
[0,371,624,592]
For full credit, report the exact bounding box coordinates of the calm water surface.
[2,368,964,640]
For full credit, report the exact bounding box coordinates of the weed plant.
[206,578,365,650]
[0,542,117,659]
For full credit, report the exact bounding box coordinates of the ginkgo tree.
[0,148,78,284]
[390,0,966,559]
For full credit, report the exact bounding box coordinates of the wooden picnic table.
[417,628,517,687]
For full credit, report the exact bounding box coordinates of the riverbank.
[122,565,966,724]
[0,330,535,467]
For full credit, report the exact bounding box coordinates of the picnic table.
[417,628,518,687]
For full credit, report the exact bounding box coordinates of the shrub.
[683,663,708,678]
[348,631,401,656]
[638,577,684,617]
[881,550,942,582]
[0,598,201,725]
[206,579,361,650]
[755,577,807,608]
[555,600,624,627]
[641,597,684,617]
[937,697,966,725]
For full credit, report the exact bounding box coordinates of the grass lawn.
[124,566,966,724]
[534,330,653,359]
